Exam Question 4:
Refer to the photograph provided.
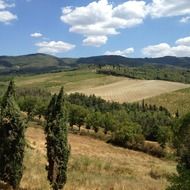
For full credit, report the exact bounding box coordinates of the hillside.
[77,55,190,68]
[1,53,190,75]
[70,79,190,103]
[0,54,77,75]
[9,69,190,102]
[19,124,176,190]
[145,87,190,116]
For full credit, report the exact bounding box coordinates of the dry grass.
[12,69,189,103]
[14,70,123,93]
[145,87,190,115]
[70,79,190,103]
[19,125,176,190]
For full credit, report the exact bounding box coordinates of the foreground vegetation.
[1,75,190,189]
[21,125,176,190]
[0,82,69,190]
[0,86,175,157]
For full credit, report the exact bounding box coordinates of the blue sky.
[1,0,190,58]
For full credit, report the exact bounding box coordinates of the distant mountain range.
[0,53,190,75]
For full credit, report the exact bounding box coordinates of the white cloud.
[0,0,15,10]
[180,16,190,23]
[61,0,147,47]
[0,10,17,23]
[105,48,134,57]
[31,32,43,38]
[60,0,190,47]
[142,37,190,58]
[113,1,148,20]
[35,41,76,55]
[176,36,190,46]
[83,36,107,47]
[149,0,190,18]
[62,6,73,14]
[142,43,173,57]
[0,0,17,24]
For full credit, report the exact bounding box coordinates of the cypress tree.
[45,87,70,190]
[0,80,25,189]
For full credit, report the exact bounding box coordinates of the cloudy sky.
[1,0,190,58]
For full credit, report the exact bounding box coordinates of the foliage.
[67,93,173,148]
[45,87,70,190]
[97,65,190,84]
[17,87,51,121]
[167,165,190,190]
[67,103,88,131]
[85,111,103,133]
[0,80,25,189]
[110,119,144,149]
[167,113,190,189]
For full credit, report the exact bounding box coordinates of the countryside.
[1,0,190,190]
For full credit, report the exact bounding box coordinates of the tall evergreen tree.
[45,87,70,190]
[0,80,25,189]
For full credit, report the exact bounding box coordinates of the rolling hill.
[1,53,190,75]
[19,124,176,190]
[9,69,190,103]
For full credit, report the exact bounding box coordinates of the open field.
[19,124,176,190]
[12,69,190,103]
[70,79,190,103]
[145,87,190,116]
[15,70,123,93]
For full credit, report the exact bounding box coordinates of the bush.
[111,120,144,150]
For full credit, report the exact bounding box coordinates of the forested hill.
[1,53,190,75]
[0,54,78,75]
[77,55,190,68]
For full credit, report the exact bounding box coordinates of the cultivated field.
[13,69,190,103]
[70,78,190,103]
[145,87,190,116]
[20,124,176,190]
[15,69,123,92]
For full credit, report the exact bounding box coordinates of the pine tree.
[45,87,70,190]
[0,80,25,189]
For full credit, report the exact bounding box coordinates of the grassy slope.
[13,69,190,104]
[145,87,190,116]
[21,124,176,190]
[15,69,124,93]
[72,79,189,103]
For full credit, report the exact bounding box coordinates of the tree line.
[97,65,190,84]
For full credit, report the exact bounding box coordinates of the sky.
[1,0,190,58]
